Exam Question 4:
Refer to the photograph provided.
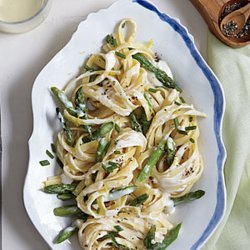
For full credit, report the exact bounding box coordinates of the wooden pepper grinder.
[191,0,250,48]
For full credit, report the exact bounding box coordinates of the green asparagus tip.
[173,190,205,206]
[55,223,78,244]
[53,205,82,217]
[43,183,77,194]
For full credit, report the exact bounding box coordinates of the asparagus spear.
[84,123,113,161]
[144,92,154,112]
[136,137,168,183]
[55,220,79,244]
[172,190,205,206]
[129,112,142,133]
[54,205,81,216]
[82,122,114,143]
[140,108,151,135]
[144,224,182,250]
[128,193,149,206]
[75,87,93,137]
[165,137,176,166]
[54,205,87,220]
[43,183,77,194]
[92,122,114,140]
[51,87,83,117]
[75,87,86,111]
[52,86,93,137]
[132,53,181,91]
[56,108,74,146]
[57,193,75,201]
[160,224,182,249]
[96,138,110,162]
[144,225,156,249]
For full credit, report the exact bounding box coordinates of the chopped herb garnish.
[46,149,54,159]
[185,126,197,131]
[51,143,56,153]
[115,51,126,59]
[101,233,114,241]
[101,230,120,242]
[128,193,149,206]
[39,160,50,166]
[174,118,179,129]
[102,161,118,173]
[148,88,157,93]
[106,34,118,47]
[96,208,100,214]
[114,225,123,232]
[177,129,188,135]
[189,116,193,122]
[180,96,186,103]
[190,138,195,143]
[174,101,181,106]
[115,123,121,133]
[114,150,121,154]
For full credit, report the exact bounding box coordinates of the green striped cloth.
[203,32,250,250]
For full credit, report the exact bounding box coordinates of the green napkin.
[203,32,250,250]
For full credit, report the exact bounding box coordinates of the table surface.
[0,0,207,249]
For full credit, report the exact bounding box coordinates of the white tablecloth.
[0,0,207,249]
